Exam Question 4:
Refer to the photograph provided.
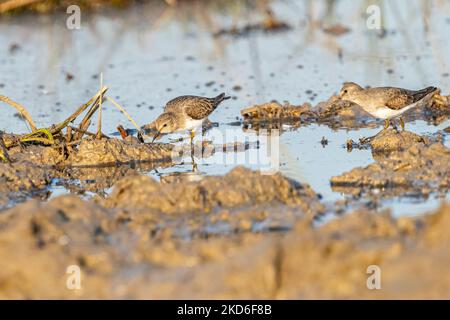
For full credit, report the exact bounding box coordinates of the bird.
[143,93,230,143]
[339,82,438,130]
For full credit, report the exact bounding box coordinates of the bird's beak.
[152,129,161,143]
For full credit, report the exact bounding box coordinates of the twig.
[0,95,37,132]
[76,119,91,140]
[68,126,109,139]
[75,89,107,140]
[66,126,73,143]
[96,73,103,139]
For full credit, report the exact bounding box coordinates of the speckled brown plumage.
[384,86,437,110]
[164,93,230,120]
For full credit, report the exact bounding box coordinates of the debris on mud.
[331,131,449,197]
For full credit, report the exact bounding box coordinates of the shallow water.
[0,0,449,216]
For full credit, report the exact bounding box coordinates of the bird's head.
[339,82,363,100]
[152,112,177,142]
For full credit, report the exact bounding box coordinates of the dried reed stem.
[0,95,37,132]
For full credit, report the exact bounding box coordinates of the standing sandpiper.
[339,82,438,130]
[143,93,230,143]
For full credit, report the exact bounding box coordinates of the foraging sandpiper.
[143,93,230,143]
[339,82,438,130]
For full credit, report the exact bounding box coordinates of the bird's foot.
[399,117,405,131]
[168,137,185,143]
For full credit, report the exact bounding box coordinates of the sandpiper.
[339,82,438,130]
[143,93,230,143]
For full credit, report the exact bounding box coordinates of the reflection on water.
[0,0,449,216]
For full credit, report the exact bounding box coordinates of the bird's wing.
[385,87,437,110]
[184,97,216,120]
[385,90,414,110]
[164,96,192,112]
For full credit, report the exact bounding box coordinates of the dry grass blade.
[106,96,145,136]
[0,95,37,132]
[51,86,108,135]
[68,125,109,139]
[96,73,104,139]
[0,0,43,13]
[0,134,11,162]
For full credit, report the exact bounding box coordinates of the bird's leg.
[392,119,399,133]
[190,130,195,145]
[189,130,196,157]
[399,117,405,131]
[383,119,390,130]
[169,136,185,143]
[191,153,198,171]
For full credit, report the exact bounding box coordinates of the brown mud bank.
[0,168,449,298]
[0,161,51,208]
[0,167,323,298]
[331,129,450,198]
[241,91,450,131]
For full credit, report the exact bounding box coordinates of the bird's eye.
[343,90,348,94]
[163,124,167,127]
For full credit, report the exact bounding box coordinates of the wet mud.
[1,184,449,298]
[331,129,449,198]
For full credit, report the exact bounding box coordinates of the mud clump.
[6,137,175,167]
[370,129,428,153]
[0,161,50,209]
[241,102,313,121]
[67,138,174,166]
[102,166,324,216]
[0,161,49,192]
[331,133,449,196]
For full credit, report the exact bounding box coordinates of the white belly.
[177,118,204,132]
[368,103,417,119]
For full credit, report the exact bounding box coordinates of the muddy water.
[0,0,449,216]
